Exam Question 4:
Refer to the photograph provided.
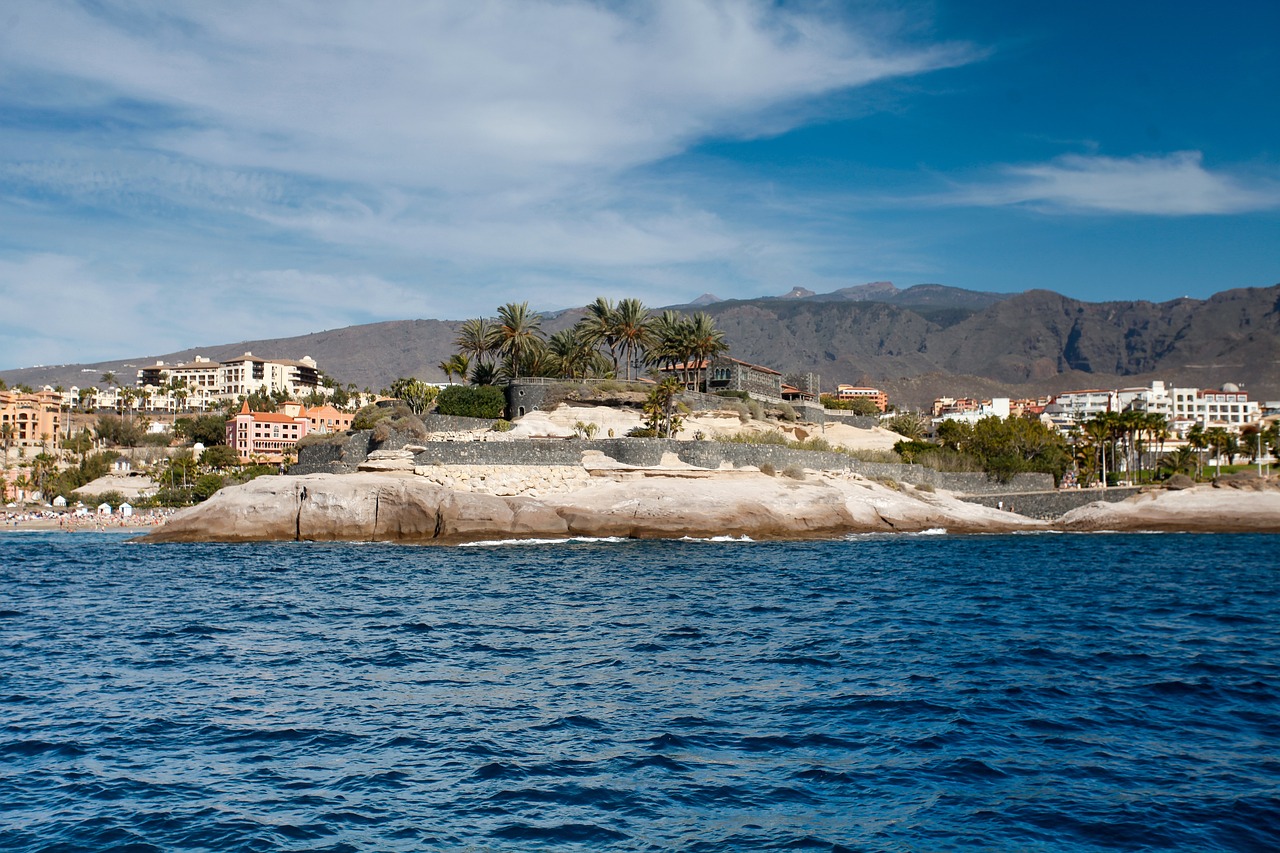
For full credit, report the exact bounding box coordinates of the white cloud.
[2,1,971,192]
[0,1,979,367]
[0,254,427,367]
[948,151,1280,215]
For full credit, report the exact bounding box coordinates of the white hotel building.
[1046,381,1259,434]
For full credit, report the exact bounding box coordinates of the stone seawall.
[294,432,1054,495]
[959,487,1145,519]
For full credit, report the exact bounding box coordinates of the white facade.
[932,397,1010,427]
[1044,389,1117,424]
[132,352,327,410]
[1169,384,1259,432]
[1046,381,1259,434]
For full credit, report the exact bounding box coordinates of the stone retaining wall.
[294,432,1054,495]
[959,486,1145,519]
[420,413,499,432]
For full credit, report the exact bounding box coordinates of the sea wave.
[2,533,1278,851]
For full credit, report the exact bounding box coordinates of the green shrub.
[352,404,390,430]
[893,439,937,464]
[782,464,806,480]
[626,426,657,437]
[435,385,505,419]
[139,432,173,447]
[193,474,225,502]
[491,419,514,432]
[759,462,776,476]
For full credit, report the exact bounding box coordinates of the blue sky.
[1,0,1277,369]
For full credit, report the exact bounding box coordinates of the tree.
[435,385,506,419]
[578,297,620,373]
[885,411,928,441]
[935,418,972,451]
[686,312,728,389]
[189,415,228,446]
[611,298,654,381]
[439,354,470,384]
[455,317,497,380]
[648,311,694,381]
[1159,446,1198,478]
[490,302,546,377]
[1240,424,1263,463]
[387,377,439,415]
[967,415,1070,484]
[469,360,499,386]
[548,327,607,380]
[200,444,239,471]
[1204,427,1232,475]
[1187,423,1207,479]
[192,473,225,502]
[642,378,684,438]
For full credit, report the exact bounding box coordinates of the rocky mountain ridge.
[6,282,1278,409]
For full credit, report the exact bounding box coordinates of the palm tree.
[549,327,607,379]
[1204,426,1231,476]
[1159,445,1197,478]
[610,298,654,381]
[13,472,31,502]
[490,302,546,378]
[1187,423,1207,479]
[1082,416,1112,487]
[455,317,497,377]
[469,360,499,386]
[687,312,728,391]
[439,353,470,384]
[646,311,692,380]
[885,411,928,441]
[578,297,619,374]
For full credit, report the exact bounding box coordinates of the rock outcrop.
[137,470,1040,544]
[1060,481,1280,532]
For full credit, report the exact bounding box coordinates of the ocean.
[2,532,1277,851]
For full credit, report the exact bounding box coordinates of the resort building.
[657,356,786,402]
[280,402,354,434]
[134,353,328,411]
[1043,381,1261,435]
[0,389,62,449]
[705,357,784,402]
[1169,384,1260,433]
[225,401,310,463]
[834,385,888,412]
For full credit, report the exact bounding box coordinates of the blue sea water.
[1,532,1278,852]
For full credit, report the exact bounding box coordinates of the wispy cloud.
[0,1,979,367]
[3,1,972,192]
[945,151,1280,215]
[0,254,426,366]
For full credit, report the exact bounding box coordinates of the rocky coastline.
[135,463,1280,545]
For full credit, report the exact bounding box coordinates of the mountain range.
[5,282,1279,409]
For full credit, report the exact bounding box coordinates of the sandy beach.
[1,510,176,533]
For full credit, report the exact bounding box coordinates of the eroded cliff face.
[138,471,1036,545]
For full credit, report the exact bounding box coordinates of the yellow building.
[0,390,62,449]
